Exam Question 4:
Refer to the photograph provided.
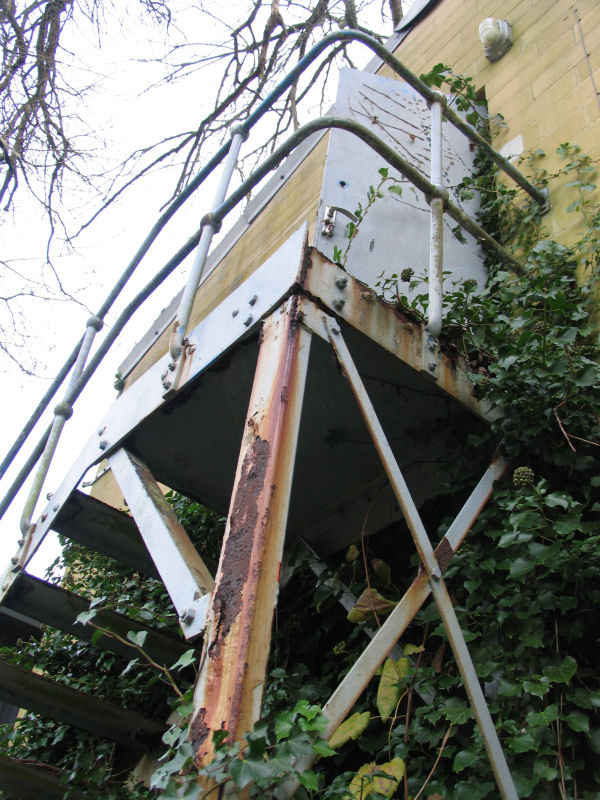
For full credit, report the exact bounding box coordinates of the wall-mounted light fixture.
[478,18,513,63]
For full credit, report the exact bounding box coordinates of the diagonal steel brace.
[108,448,215,639]
[322,316,518,800]
[277,451,507,799]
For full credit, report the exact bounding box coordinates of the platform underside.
[121,317,486,555]
[2,225,493,592]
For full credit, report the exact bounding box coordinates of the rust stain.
[209,436,270,660]
[189,707,210,752]
[434,537,454,573]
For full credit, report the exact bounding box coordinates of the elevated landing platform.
[2,224,493,601]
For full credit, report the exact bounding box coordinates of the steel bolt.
[162,380,172,391]
[243,315,253,327]
[168,361,176,372]
[179,607,196,625]
[98,427,105,436]
[17,538,24,547]
[431,566,441,580]
[249,294,258,306]
[53,504,59,512]
[428,361,437,373]
[333,298,345,312]
[41,513,47,522]
[335,276,348,290]
[330,325,340,335]
[11,556,19,565]
[98,440,108,450]
[232,308,239,317]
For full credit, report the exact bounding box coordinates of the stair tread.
[0,658,165,749]
[2,572,192,665]
[51,490,160,578]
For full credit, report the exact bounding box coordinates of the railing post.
[13,315,103,577]
[427,92,445,340]
[165,126,248,393]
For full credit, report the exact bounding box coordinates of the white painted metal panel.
[314,69,486,299]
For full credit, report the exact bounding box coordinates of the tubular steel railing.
[1,30,546,538]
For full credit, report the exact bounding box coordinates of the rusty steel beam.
[302,252,499,423]
[189,297,312,766]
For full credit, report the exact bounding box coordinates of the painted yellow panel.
[90,466,129,513]
[124,134,329,387]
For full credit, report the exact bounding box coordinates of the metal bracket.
[421,331,440,380]
[320,205,359,238]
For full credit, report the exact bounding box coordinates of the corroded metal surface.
[303,248,498,421]
[190,296,312,764]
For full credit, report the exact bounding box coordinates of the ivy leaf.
[126,630,148,648]
[371,558,391,585]
[275,708,295,742]
[229,757,272,789]
[75,609,98,626]
[377,657,409,722]
[170,649,196,671]
[510,557,533,580]
[297,769,319,791]
[526,704,558,726]
[544,656,577,684]
[328,711,370,749]
[523,677,551,698]
[347,588,397,623]
[90,628,105,646]
[443,697,472,724]
[121,658,139,677]
[453,750,479,772]
[507,730,536,752]
[544,492,572,509]
[564,710,589,734]
[404,643,425,656]
[312,738,336,757]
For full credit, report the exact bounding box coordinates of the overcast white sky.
[0,0,417,581]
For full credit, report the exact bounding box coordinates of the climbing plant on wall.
[1,66,600,800]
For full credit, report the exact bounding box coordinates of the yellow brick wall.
[380,0,600,245]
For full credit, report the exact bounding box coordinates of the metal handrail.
[1,29,542,530]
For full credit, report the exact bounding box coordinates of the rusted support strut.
[189,297,312,764]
